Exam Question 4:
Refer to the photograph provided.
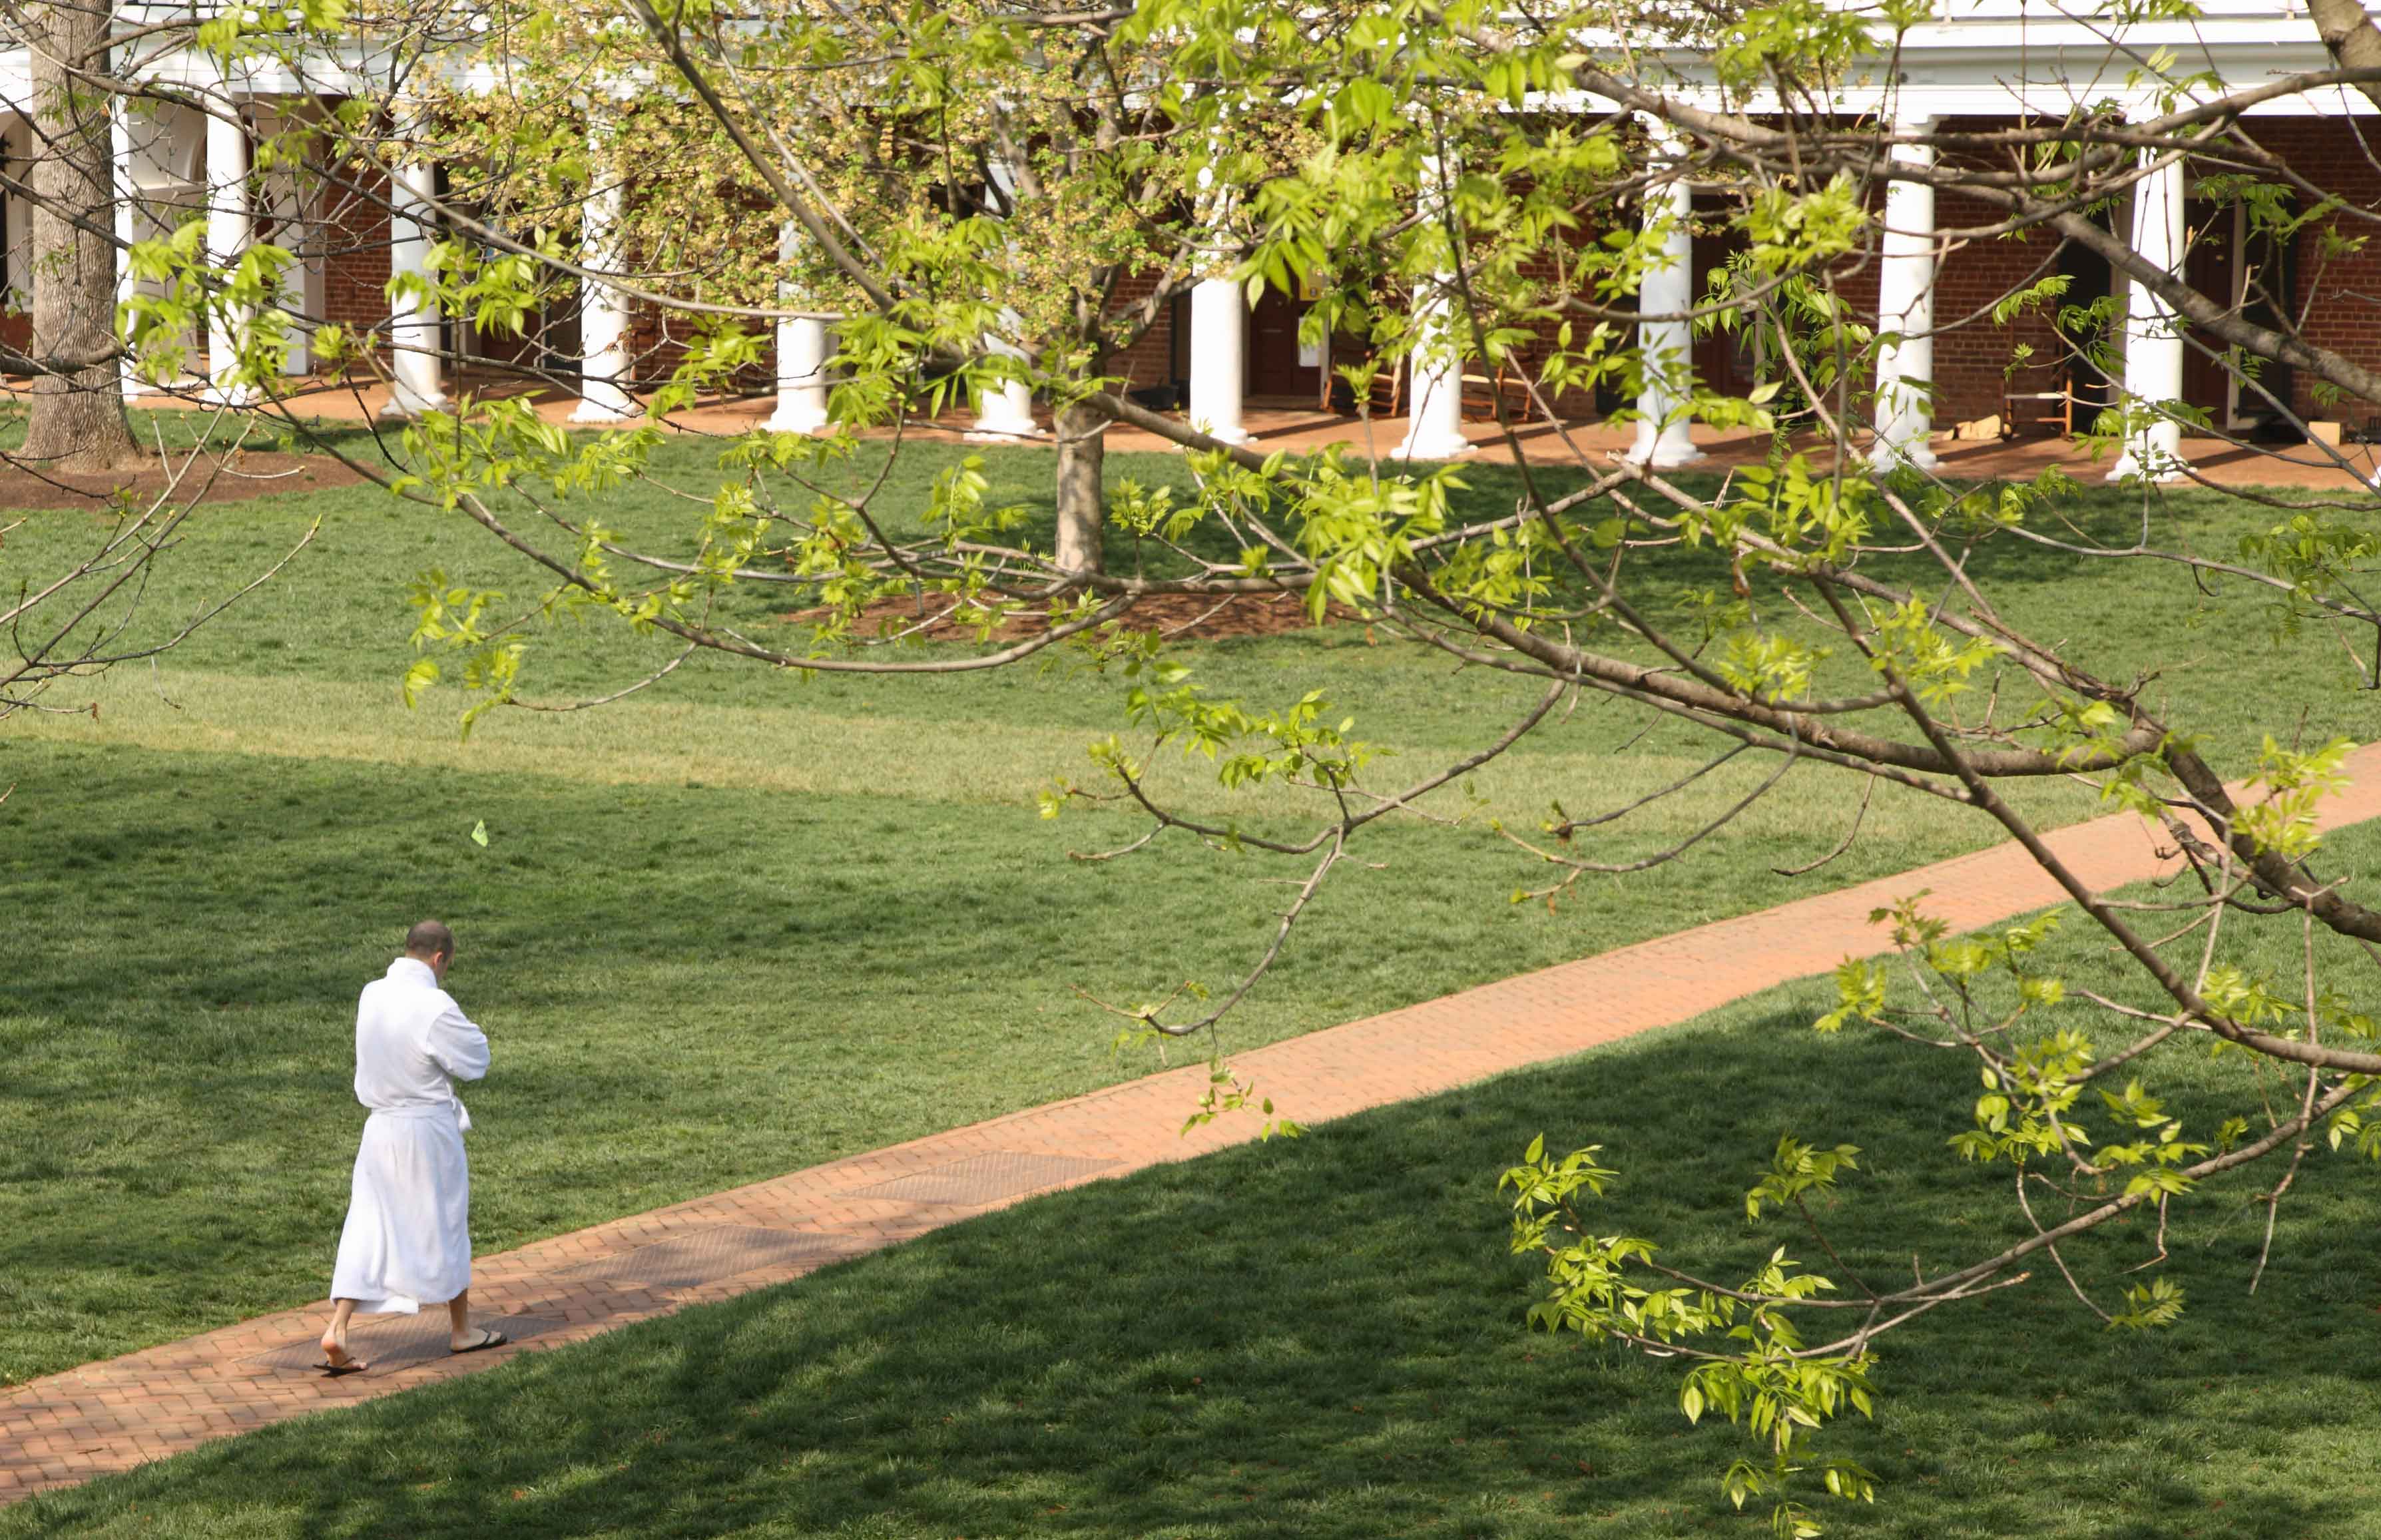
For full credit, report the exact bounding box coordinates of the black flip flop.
[315,1358,369,1378]
[450,1327,509,1356]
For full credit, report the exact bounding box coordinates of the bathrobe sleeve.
[425,999,491,1084]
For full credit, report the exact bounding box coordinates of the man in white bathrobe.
[318,920,505,1374]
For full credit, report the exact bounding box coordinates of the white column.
[1185,149,1251,444]
[965,162,1039,439]
[967,339,1038,439]
[2109,146,2188,483]
[1627,128,1704,469]
[1187,278,1250,443]
[112,101,148,399]
[1396,157,1475,461]
[766,222,832,434]
[571,152,635,423]
[384,155,446,416]
[1394,278,1472,460]
[1870,119,1940,471]
[204,106,254,405]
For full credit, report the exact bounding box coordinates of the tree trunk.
[21,1,142,475]
[2307,0,2381,111]
[1053,396,1107,577]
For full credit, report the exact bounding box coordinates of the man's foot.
[449,1326,509,1356]
[316,1335,367,1376]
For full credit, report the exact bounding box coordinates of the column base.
[2107,455,2185,485]
[202,383,258,408]
[765,403,832,435]
[1190,419,1252,446]
[570,394,639,425]
[1623,419,1707,470]
[1623,437,1707,469]
[1867,438,1940,473]
[2109,433,2186,483]
[1394,425,1476,461]
[382,370,448,418]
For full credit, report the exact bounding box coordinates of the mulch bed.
[0,449,368,513]
[786,587,1362,642]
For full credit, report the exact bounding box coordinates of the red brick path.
[9,748,2381,1505]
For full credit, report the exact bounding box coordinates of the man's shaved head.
[405,919,455,960]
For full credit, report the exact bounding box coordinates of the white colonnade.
[134,83,2219,462]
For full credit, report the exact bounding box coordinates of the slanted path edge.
[11,746,2381,1504]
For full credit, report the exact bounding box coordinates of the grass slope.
[0,726,2000,1388]
[6,435,2378,1392]
[11,832,2381,1540]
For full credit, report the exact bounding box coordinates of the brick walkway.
[10,748,2381,1505]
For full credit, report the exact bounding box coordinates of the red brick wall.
[1103,268,1180,395]
[1929,117,2381,432]
[318,161,392,333]
[1930,187,2066,427]
[1511,234,1609,420]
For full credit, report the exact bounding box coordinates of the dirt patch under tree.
[0,447,369,513]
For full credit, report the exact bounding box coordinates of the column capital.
[1886,114,1941,170]
[1633,111,1693,160]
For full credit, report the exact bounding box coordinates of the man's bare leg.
[448,1288,477,1351]
[320,1299,360,1367]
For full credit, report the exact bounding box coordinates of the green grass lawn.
[11,827,2381,1540]
[5,428,2380,1396]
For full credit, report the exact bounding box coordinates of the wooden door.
[1246,285,1318,401]
[1689,220,1754,399]
[2179,199,2235,422]
[2057,234,2115,423]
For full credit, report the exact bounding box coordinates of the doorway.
[2181,196,2298,433]
[1246,284,1320,401]
[2055,229,2115,428]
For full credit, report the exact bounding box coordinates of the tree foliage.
[37,0,2381,1527]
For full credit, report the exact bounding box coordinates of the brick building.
[0,0,2370,481]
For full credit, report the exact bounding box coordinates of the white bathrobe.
[328,957,490,1314]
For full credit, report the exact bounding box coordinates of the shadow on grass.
[18,1001,2381,1540]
